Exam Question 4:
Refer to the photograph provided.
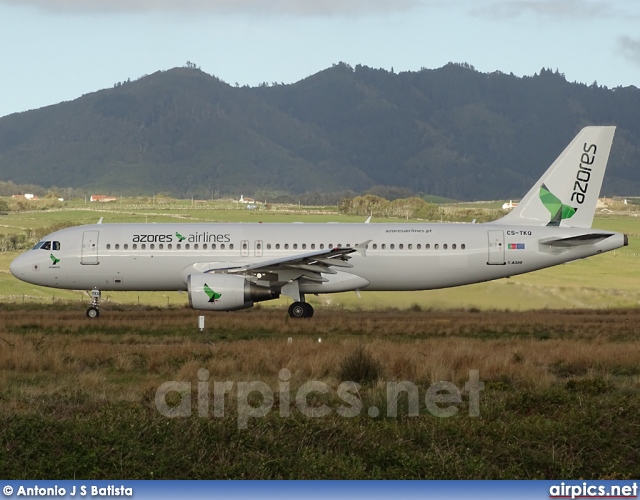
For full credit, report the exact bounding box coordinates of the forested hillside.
[0,63,638,200]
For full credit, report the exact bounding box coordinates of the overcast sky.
[1,0,640,118]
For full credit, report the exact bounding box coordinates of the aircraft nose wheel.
[288,301,314,318]
[86,289,101,319]
[86,306,100,318]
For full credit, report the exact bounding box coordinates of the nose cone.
[9,255,20,278]
[9,253,30,282]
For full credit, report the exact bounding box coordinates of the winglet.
[364,216,372,224]
[355,240,371,257]
[97,217,103,224]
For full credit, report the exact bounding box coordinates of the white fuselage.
[9,222,625,293]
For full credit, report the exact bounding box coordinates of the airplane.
[10,126,627,319]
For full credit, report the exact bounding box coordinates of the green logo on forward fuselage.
[540,184,577,226]
[50,254,60,265]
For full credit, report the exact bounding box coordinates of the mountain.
[1,63,639,200]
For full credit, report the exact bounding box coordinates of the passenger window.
[452,244,457,250]
[212,244,216,250]
[106,244,111,250]
[124,244,128,250]
[435,244,439,250]
[150,244,155,250]
[267,243,271,250]
[408,244,412,250]
[285,244,289,249]
[390,244,395,250]
[203,244,207,250]
[220,244,225,250]
[159,244,163,250]
[133,244,137,250]
[229,244,233,250]
[41,241,51,251]
[168,244,172,250]
[417,244,421,249]
[320,244,324,249]
[311,244,316,249]
[185,244,190,250]
[381,244,386,250]
[399,244,403,250]
[257,243,262,250]
[177,244,181,250]
[461,244,466,250]
[443,244,448,250]
[426,244,430,249]
[242,242,247,250]
[141,244,146,250]
[293,244,298,250]
[276,244,280,250]
[373,244,377,250]
[302,244,306,249]
[328,244,333,249]
[115,244,120,250]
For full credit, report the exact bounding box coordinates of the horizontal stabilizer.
[539,233,614,249]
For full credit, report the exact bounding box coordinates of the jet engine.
[188,273,279,311]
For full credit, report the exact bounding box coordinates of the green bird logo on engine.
[176,232,186,242]
[50,254,60,265]
[203,283,222,303]
[539,184,577,226]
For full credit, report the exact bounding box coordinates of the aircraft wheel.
[289,302,309,319]
[86,306,100,318]
[303,302,314,318]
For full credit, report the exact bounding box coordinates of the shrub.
[338,346,383,385]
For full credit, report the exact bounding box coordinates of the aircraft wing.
[204,241,370,283]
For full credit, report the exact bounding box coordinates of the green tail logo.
[539,184,577,226]
[203,283,222,303]
[50,254,60,265]
[176,232,186,242]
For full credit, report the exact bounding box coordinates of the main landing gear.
[288,301,314,318]
[86,289,101,318]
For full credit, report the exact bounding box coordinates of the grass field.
[0,306,638,479]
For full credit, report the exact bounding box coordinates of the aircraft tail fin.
[495,126,615,228]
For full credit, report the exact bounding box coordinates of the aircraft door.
[81,230,100,265]
[241,240,249,257]
[487,230,505,265]
[254,240,263,257]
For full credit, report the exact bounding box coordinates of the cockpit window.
[35,240,60,250]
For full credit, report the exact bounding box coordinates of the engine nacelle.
[188,273,279,311]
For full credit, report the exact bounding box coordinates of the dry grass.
[0,306,639,415]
